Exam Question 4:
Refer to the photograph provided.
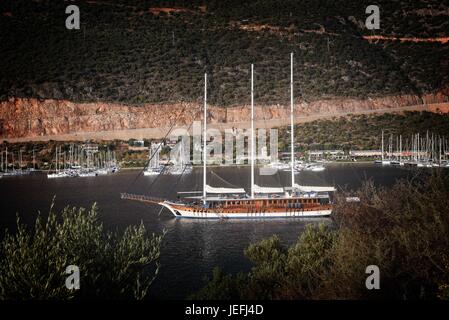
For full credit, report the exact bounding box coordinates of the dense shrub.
[194,171,449,300]
[0,202,164,300]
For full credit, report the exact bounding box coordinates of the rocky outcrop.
[1,91,448,140]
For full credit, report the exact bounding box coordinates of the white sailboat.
[144,143,164,176]
[47,146,69,178]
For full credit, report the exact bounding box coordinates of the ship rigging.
[122,53,335,219]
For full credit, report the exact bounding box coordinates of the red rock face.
[0,92,448,140]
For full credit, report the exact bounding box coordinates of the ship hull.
[159,202,332,219]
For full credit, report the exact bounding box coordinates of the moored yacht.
[144,143,165,176]
[122,54,335,219]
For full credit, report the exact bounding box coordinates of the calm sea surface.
[0,163,411,299]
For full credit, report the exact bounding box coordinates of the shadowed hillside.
[0,0,448,106]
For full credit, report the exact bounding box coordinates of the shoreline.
[0,161,376,174]
[119,161,375,170]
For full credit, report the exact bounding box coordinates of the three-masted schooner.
[123,53,335,219]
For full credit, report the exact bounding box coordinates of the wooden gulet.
[122,53,335,219]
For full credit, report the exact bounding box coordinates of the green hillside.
[279,111,449,151]
[0,0,448,105]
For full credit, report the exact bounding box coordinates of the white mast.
[381,130,384,161]
[413,134,416,162]
[203,73,207,204]
[388,134,393,160]
[399,135,402,163]
[290,52,295,190]
[19,150,22,173]
[250,64,255,199]
[416,134,418,162]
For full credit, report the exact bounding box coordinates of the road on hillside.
[4,102,448,143]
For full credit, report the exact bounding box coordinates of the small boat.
[265,161,291,170]
[143,167,164,176]
[303,164,326,172]
[47,171,70,179]
[168,164,193,175]
[47,146,68,179]
[417,162,432,168]
[144,143,167,176]
[78,170,97,177]
[95,168,109,175]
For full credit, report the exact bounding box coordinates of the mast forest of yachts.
[123,53,335,219]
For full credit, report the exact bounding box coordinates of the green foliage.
[0,201,164,300]
[195,171,449,300]
[244,236,287,299]
[278,112,449,151]
[284,224,336,298]
[1,1,447,105]
[329,172,449,299]
[191,267,247,300]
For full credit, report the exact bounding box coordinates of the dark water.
[0,163,411,299]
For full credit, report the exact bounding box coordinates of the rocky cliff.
[1,91,448,140]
